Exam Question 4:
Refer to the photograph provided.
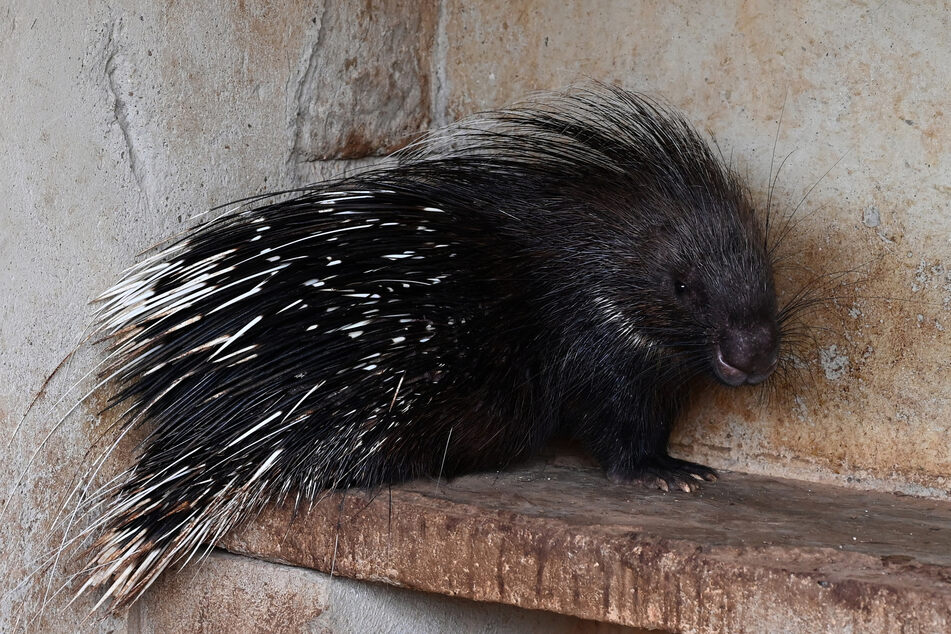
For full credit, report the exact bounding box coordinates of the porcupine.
[75,85,782,609]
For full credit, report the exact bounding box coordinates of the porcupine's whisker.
[764,87,789,250]
[768,153,847,260]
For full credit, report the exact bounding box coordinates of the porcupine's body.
[81,86,780,608]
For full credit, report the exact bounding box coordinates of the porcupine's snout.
[713,322,779,386]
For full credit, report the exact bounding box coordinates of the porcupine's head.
[489,86,781,387]
[585,88,781,387]
[634,169,780,387]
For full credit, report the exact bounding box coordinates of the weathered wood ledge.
[219,458,951,633]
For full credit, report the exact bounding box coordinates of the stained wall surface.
[442,1,951,497]
[1,0,949,630]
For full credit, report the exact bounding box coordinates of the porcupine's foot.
[608,455,718,493]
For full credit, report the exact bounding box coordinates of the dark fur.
[78,85,780,608]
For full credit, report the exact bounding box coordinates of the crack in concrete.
[103,19,149,207]
[286,0,331,184]
[430,0,450,128]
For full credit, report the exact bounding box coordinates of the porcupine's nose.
[713,323,779,387]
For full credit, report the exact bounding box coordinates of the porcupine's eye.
[671,276,699,309]
[673,279,688,297]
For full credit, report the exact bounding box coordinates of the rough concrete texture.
[287,0,437,164]
[136,551,647,633]
[221,460,951,633]
[0,1,430,630]
[3,0,951,631]
[442,0,951,497]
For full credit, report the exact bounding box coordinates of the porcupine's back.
[81,185,544,606]
[79,85,753,609]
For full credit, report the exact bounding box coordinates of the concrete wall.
[1,0,949,630]
[441,1,951,497]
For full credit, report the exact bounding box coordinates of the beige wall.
[2,0,949,629]
[442,0,951,496]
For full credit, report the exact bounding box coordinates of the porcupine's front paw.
[607,455,718,493]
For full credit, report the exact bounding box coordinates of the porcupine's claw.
[609,456,718,493]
